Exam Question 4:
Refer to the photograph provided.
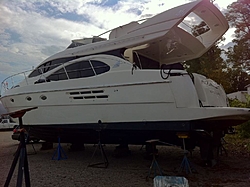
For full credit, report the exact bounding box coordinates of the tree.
[225,0,250,41]
[224,0,250,92]
[226,67,250,93]
[229,94,250,138]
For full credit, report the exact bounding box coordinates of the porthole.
[40,95,47,100]
[10,98,14,102]
[26,96,32,101]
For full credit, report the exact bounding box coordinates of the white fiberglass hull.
[1,79,250,127]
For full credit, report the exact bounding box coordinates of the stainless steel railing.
[0,69,33,96]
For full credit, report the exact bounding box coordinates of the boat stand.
[52,137,67,160]
[13,133,37,157]
[2,107,37,187]
[27,141,37,155]
[26,132,37,155]
[88,130,109,168]
[146,139,163,180]
[217,138,228,156]
[179,137,196,174]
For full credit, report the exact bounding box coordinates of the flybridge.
[67,37,107,49]
[0,0,229,96]
[52,0,229,66]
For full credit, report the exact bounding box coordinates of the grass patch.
[224,133,250,156]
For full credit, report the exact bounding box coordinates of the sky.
[0,0,237,85]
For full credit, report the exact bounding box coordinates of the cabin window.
[66,61,95,79]
[26,96,32,101]
[91,60,110,75]
[40,95,47,100]
[28,57,77,78]
[47,60,110,81]
[47,68,68,81]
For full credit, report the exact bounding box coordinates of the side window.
[29,69,41,78]
[66,61,95,79]
[47,60,109,81]
[47,68,67,81]
[28,57,77,78]
[91,60,110,75]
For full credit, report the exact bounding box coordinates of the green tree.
[225,0,250,42]
[226,67,250,92]
[229,95,250,138]
[224,0,250,92]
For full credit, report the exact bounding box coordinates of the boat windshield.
[178,12,210,43]
[28,57,77,78]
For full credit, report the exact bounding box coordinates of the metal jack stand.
[218,138,228,157]
[13,133,37,157]
[52,137,67,160]
[179,137,196,174]
[27,141,37,155]
[146,139,163,180]
[26,131,37,155]
[88,129,109,168]
[2,107,38,187]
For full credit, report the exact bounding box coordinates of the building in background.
[227,85,250,103]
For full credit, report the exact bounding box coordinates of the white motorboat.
[1,0,249,156]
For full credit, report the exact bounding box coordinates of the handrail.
[1,62,65,95]
[1,69,32,85]
[62,63,69,80]
[1,69,33,96]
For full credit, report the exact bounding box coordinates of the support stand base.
[178,137,196,174]
[52,137,67,160]
[179,154,196,174]
[145,139,163,180]
[88,140,109,168]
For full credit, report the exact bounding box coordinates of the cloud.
[0,1,107,79]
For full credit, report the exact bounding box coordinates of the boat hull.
[25,121,190,145]
[2,79,250,145]
[24,112,249,145]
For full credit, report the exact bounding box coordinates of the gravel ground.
[1,131,250,187]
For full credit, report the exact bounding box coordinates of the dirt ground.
[0,131,250,187]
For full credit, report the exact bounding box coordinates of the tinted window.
[29,57,77,78]
[47,68,67,81]
[66,61,94,79]
[91,60,110,75]
[47,60,109,81]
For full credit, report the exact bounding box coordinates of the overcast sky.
[0,0,237,84]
